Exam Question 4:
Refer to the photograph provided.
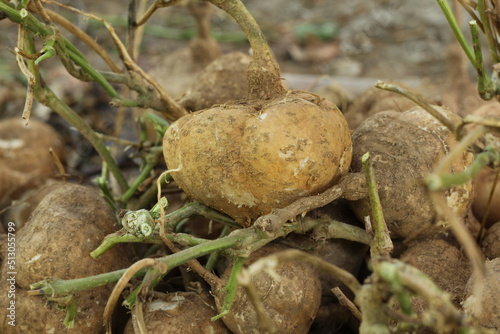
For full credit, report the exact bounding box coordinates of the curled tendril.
[35,39,56,65]
[121,209,155,237]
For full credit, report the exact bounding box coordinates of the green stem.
[477,0,500,64]
[119,151,160,204]
[91,231,162,258]
[211,256,245,321]
[437,0,475,65]
[31,210,333,298]
[165,202,239,229]
[426,148,499,191]
[469,20,495,100]
[205,225,231,271]
[91,230,210,258]
[65,46,119,98]
[0,1,52,35]
[0,1,119,98]
[130,174,171,211]
[96,163,117,211]
[31,233,244,297]
[35,87,129,192]
[375,81,460,136]
[21,26,129,192]
[361,152,393,258]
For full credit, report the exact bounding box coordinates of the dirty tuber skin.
[349,105,474,239]
[164,91,352,226]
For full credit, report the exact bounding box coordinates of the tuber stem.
[30,233,243,297]
[205,0,286,99]
[361,152,393,258]
[375,81,460,136]
[253,184,343,232]
[310,216,371,245]
[426,147,499,191]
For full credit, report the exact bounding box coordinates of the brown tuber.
[399,239,471,308]
[164,0,352,226]
[473,166,500,229]
[349,105,474,239]
[123,292,230,334]
[0,183,133,333]
[0,117,65,201]
[468,102,500,227]
[480,222,500,259]
[462,257,500,331]
[213,244,322,334]
[164,92,352,225]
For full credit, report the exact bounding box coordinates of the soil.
[0,0,459,92]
